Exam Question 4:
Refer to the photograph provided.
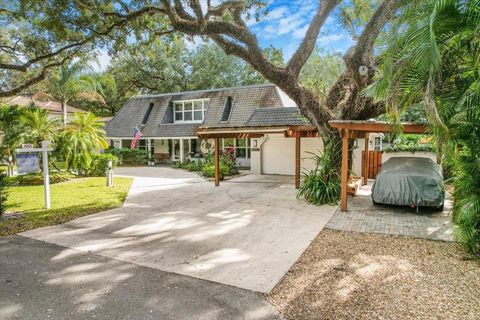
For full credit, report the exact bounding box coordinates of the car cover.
[371,157,445,207]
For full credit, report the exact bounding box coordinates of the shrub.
[297,140,341,205]
[88,153,119,177]
[187,160,204,172]
[9,172,74,186]
[201,163,230,179]
[0,172,8,217]
[105,148,148,165]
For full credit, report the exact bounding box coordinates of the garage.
[261,134,323,175]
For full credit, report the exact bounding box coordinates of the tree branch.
[287,0,340,76]
[0,56,72,97]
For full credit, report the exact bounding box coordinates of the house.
[105,84,435,179]
[2,96,87,121]
[105,84,326,175]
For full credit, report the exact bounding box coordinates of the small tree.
[57,112,108,173]
[0,172,8,217]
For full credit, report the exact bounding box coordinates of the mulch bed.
[267,229,480,320]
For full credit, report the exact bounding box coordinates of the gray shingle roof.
[246,107,309,126]
[105,84,304,138]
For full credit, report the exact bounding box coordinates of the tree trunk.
[61,100,67,126]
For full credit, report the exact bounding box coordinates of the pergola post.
[340,129,349,212]
[214,137,220,187]
[363,133,369,186]
[295,136,301,189]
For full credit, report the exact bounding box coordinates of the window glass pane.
[184,111,193,121]
[175,112,183,121]
[174,102,183,111]
[236,148,246,158]
[194,101,203,110]
[236,139,246,147]
[194,111,203,121]
[223,138,234,147]
[184,102,193,111]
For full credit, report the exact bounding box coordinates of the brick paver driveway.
[326,184,454,241]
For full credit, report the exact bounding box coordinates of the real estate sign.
[16,153,40,174]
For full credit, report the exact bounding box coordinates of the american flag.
[130,127,143,149]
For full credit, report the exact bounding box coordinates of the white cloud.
[90,49,111,72]
[292,25,308,38]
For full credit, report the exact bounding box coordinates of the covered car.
[371,157,444,208]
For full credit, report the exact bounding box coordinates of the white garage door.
[262,136,295,175]
[261,136,324,175]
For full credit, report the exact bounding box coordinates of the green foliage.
[0,177,132,236]
[172,150,238,179]
[9,172,74,186]
[0,172,8,217]
[0,103,26,161]
[201,163,231,179]
[187,160,204,172]
[88,153,119,177]
[297,140,341,205]
[384,135,435,153]
[105,148,148,166]
[21,107,60,146]
[369,0,480,254]
[57,112,108,173]
[300,49,345,100]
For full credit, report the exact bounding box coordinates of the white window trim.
[174,98,209,123]
[221,138,251,159]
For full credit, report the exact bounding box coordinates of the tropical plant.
[21,107,60,146]
[0,103,26,160]
[105,148,148,165]
[297,140,342,205]
[57,113,108,173]
[368,0,480,253]
[88,153,119,177]
[36,61,104,126]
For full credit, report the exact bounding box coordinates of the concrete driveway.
[21,167,336,293]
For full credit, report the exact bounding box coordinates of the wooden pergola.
[328,120,428,212]
[196,125,318,188]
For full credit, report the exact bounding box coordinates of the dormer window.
[174,98,209,123]
[221,96,233,121]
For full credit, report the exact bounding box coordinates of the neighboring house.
[2,96,87,121]
[106,84,325,174]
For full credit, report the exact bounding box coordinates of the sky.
[93,1,356,72]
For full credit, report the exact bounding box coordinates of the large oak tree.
[1,0,401,139]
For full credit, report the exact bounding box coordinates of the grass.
[0,177,133,236]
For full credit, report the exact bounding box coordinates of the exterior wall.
[154,139,169,154]
[251,134,323,175]
[352,138,437,178]
[382,151,436,163]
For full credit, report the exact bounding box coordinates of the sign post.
[16,141,53,209]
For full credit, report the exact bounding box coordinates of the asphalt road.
[0,236,281,320]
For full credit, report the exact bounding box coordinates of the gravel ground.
[267,229,480,320]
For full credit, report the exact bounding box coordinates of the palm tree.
[368,0,480,253]
[36,61,104,126]
[21,106,60,146]
[0,103,26,160]
[58,112,108,172]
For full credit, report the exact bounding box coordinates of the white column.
[179,139,184,163]
[41,141,50,209]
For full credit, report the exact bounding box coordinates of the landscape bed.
[268,229,480,320]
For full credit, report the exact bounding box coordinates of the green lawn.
[0,177,133,236]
